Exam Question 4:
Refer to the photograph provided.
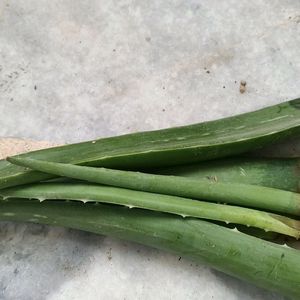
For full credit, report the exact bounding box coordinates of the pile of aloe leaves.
[1,98,300,299]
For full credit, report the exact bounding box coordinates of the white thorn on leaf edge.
[282,243,292,249]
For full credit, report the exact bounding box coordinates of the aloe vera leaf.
[1,98,300,189]
[154,157,300,192]
[1,182,300,238]
[8,157,300,216]
[0,199,299,298]
[33,157,300,192]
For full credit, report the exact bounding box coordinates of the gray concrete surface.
[0,0,300,299]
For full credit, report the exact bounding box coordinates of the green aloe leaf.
[1,98,300,189]
[154,157,300,192]
[1,182,300,238]
[0,199,299,299]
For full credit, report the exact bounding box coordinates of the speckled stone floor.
[0,1,299,299]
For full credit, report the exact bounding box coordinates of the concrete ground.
[0,0,299,299]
